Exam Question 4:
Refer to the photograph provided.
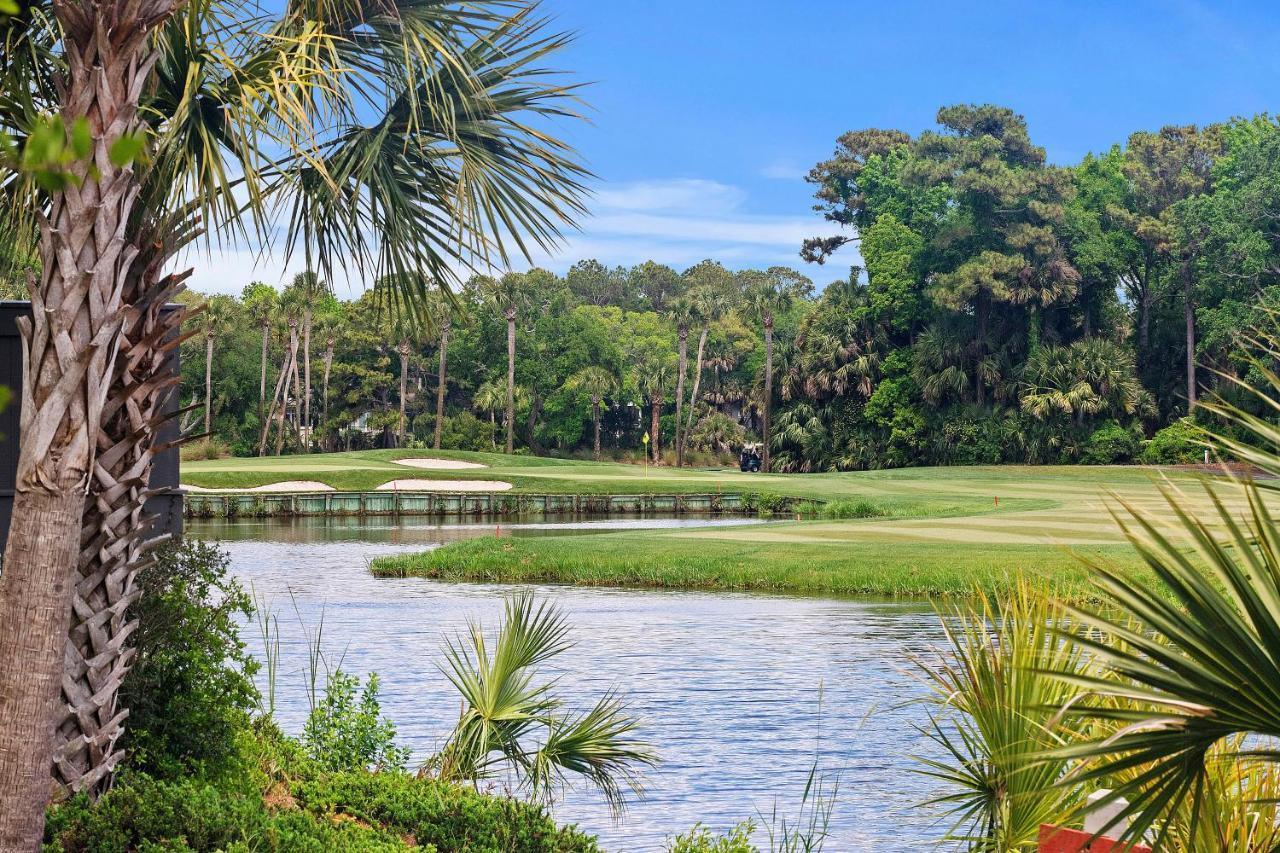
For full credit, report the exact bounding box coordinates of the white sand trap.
[394,457,488,470]
[376,478,512,492]
[182,480,335,493]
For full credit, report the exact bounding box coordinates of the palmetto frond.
[433,594,654,813]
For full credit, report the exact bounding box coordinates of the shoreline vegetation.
[183,449,1238,600]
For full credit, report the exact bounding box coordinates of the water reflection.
[188,517,948,852]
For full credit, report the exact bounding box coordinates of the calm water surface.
[189,517,949,851]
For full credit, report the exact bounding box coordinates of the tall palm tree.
[243,282,279,426]
[682,262,733,442]
[287,271,327,448]
[666,296,697,467]
[422,290,456,451]
[314,305,345,449]
[473,379,508,450]
[1,0,591,816]
[742,272,795,473]
[567,366,618,460]
[481,273,531,454]
[197,295,236,435]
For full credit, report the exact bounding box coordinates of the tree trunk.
[505,307,516,454]
[0,490,87,843]
[762,318,773,474]
[302,308,312,451]
[204,333,214,435]
[592,397,602,461]
[674,326,688,467]
[398,339,410,447]
[259,321,269,427]
[685,326,709,438]
[434,320,449,450]
[321,340,335,451]
[260,334,293,456]
[0,0,178,838]
[650,392,662,464]
[56,267,188,797]
[1138,261,1152,365]
[290,327,304,450]
[274,323,299,456]
[1183,262,1197,410]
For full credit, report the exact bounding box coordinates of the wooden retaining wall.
[183,491,755,519]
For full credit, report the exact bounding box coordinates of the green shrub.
[439,411,497,452]
[741,492,791,515]
[819,499,885,520]
[1080,420,1140,465]
[303,672,409,773]
[1140,417,1203,464]
[121,539,259,778]
[665,821,758,852]
[295,772,601,852]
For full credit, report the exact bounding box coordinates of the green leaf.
[70,118,92,160]
[108,133,144,167]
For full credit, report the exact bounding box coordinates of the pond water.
[188,517,950,852]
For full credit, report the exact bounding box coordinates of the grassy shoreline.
[370,533,1155,601]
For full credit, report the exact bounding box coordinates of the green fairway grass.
[187,450,1241,599]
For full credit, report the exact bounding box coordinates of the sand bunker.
[375,479,512,492]
[393,457,488,470]
[182,481,335,493]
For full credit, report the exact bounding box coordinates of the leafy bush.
[819,499,885,520]
[45,723,601,852]
[1140,416,1203,464]
[439,411,497,452]
[121,539,259,778]
[1080,420,1140,465]
[303,671,409,773]
[666,821,758,852]
[740,492,792,515]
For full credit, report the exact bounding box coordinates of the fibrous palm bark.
[0,0,179,843]
[54,253,189,796]
[505,306,516,454]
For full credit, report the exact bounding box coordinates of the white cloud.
[177,176,827,293]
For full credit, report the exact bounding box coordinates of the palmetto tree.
[314,304,345,448]
[481,273,533,453]
[473,378,507,449]
[197,295,236,435]
[566,366,618,460]
[682,261,733,441]
[666,296,697,467]
[431,594,654,813]
[1019,338,1151,425]
[742,270,796,473]
[287,271,327,446]
[243,282,279,426]
[0,1,588,819]
[422,289,456,450]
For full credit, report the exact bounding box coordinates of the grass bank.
[371,534,1153,600]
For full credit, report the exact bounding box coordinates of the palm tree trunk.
[290,327,304,450]
[434,321,449,450]
[204,333,214,435]
[0,0,178,841]
[651,391,662,464]
[321,340,334,451]
[55,267,188,797]
[259,338,293,456]
[259,321,269,426]
[398,339,409,447]
[674,326,688,467]
[592,397,602,460]
[762,320,774,473]
[1183,262,1197,410]
[302,308,312,450]
[505,307,516,454]
[685,326,709,438]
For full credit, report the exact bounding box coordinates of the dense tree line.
[183,105,1280,469]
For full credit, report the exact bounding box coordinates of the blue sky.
[191,0,1280,294]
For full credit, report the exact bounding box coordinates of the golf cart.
[738,443,762,473]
